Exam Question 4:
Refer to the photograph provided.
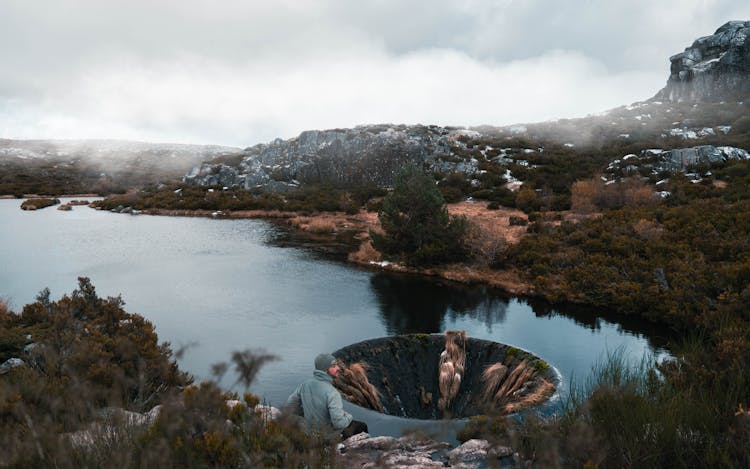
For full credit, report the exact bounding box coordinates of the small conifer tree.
[371,164,466,265]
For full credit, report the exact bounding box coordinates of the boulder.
[338,432,454,468]
[447,439,491,463]
[0,358,25,375]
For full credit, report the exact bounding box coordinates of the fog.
[1,0,749,147]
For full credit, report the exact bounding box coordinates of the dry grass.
[438,331,467,412]
[347,239,381,264]
[448,201,528,245]
[305,218,337,234]
[503,378,556,414]
[0,299,9,321]
[333,362,383,412]
[481,363,509,402]
[494,360,534,405]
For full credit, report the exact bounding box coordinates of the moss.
[533,359,550,372]
[412,333,431,346]
[504,346,519,364]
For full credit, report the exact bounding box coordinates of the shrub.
[515,186,542,213]
[20,198,60,210]
[0,282,337,468]
[371,164,467,266]
[731,115,750,134]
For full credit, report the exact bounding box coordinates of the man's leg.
[341,420,368,439]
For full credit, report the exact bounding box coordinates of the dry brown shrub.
[571,178,604,214]
[306,218,336,234]
[0,299,9,322]
[287,216,336,233]
[438,330,467,411]
[464,221,507,266]
[622,179,659,208]
[288,216,309,229]
[348,240,381,264]
[573,177,658,212]
[333,361,383,412]
[633,219,663,241]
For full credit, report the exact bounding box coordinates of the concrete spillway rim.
[333,334,564,419]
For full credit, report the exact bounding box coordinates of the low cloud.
[1,49,660,146]
[1,0,748,146]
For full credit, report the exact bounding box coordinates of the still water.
[1,199,671,438]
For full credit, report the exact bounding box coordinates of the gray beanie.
[315,353,337,371]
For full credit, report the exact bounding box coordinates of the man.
[286,353,368,440]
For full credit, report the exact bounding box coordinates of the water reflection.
[371,272,674,351]
[526,298,673,351]
[370,272,508,334]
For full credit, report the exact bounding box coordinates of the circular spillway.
[332,333,558,419]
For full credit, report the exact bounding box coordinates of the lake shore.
[108,200,536,296]
[1,193,101,199]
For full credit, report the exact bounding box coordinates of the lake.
[1,199,672,438]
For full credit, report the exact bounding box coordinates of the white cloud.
[0,0,748,146]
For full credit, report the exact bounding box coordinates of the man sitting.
[286,353,368,440]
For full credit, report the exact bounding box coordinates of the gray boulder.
[656,21,750,102]
[338,432,454,468]
[0,358,25,375]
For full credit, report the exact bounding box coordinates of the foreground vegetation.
[482,160,750,467]
[0,280,336,467]
[4,99,750,466]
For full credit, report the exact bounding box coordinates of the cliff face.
[655,21,750,102]
[183,125,487,190]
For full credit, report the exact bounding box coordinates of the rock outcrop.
[606,145,750,178]
[656,21,750,102]
[183,125,488,191]
[338,432,518,468]
[0,357,25,375]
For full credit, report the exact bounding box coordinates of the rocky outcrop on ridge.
[183,125,490,191]
[656,21,750,102]
[605,145,750,179]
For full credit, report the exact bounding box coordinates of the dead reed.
[438,330,467,412]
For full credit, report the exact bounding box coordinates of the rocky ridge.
[184,125,495,191]
[183,22,750,194]
[655,21,750,102]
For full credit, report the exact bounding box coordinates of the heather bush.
[0,281,340,467]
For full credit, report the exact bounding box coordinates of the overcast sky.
[1,1,749,147]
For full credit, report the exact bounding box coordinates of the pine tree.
[371,164,466,265]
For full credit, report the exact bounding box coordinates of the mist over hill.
[181,21,750,194]
[0,139,238,195]
[2,21,749,197]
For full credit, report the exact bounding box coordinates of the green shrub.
[371,164,467,266]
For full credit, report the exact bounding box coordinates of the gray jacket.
[286,370,352,436]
